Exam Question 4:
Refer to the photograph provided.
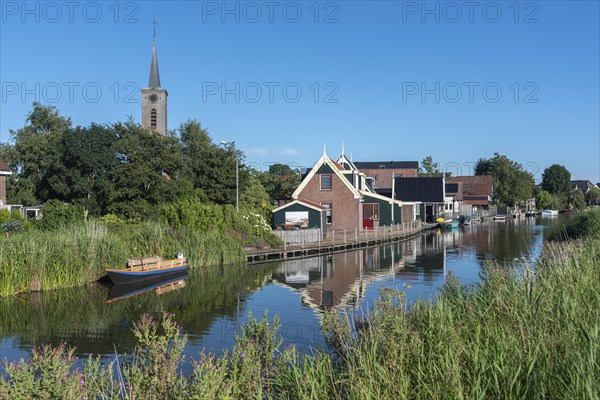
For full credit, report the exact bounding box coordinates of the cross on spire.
[152,17,158,41]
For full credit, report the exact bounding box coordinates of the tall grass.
[0,221,245,297]
[2,234,599,398]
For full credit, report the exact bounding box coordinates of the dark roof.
[354,161,418,170]
[0,159,9,172]
[394,177,444,203]
[571,180,595,192]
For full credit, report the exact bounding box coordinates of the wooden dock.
[247,221,435,264]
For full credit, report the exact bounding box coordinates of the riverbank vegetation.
[0,104,287,297]
[3,213,599,398]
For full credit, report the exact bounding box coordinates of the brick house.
[353,161,418,197]
[0,159,12,207]
[273,151,414,234]
[446,176,493,215]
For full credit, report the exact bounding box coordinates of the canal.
[0,217,568,372]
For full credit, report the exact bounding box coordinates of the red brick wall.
[360,168,418,189]
[298,172,360,233]
[0,176,6,205]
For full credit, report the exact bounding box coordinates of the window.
[150,109,157,129]
[320,175,332,190]
[322,203,332,224]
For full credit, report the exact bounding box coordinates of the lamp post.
[220,140,239,212]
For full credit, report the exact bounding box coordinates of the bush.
[561,207,600,239]
[35,200,85,231]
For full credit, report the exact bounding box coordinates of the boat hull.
[107,272,189,302]
[106,265,189,285]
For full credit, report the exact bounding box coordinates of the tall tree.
[178,120,248,205]
[475,153,534,207]
[418,156,441,177]
[4,103,71,204]
[108,120,183,220]
[259,163,301,202]
[586,186,600,205]
[541,164,571,203]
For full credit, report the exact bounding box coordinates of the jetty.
[247,221,436,264]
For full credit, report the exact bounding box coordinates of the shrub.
[35,200,85,231]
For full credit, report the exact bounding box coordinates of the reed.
[0,221,246,297]
[2,233,599,399]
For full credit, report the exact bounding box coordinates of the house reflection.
[271,230,457,311]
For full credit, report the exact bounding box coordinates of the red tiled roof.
[447,176,493,197]
[0,159,10,172]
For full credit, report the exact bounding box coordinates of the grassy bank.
[0,222,245,297]
[2,234,599,398]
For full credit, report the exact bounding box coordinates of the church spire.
[148,18,161,88]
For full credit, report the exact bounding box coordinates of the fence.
[273,228,322,244]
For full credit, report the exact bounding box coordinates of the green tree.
[3,103,71,204]
[52,124,117,217]
[108,120,184,220]
[541,164,571,203]
[475,153,534,207]
[240,170,269,208]
[568,189,586,210]
[418,156,441,177]
[534,189,561,210]
[178,120,248,205]
[585,186,600,205]
[259,163,301,202]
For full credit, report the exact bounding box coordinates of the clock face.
[148,93,159,103]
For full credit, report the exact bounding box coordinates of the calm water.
[0,217,568,372]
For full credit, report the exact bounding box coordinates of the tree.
[108,120,184,220]
[586,186,600,205]
[4,103,71,204]
[259,163,301,202]
[541,164,571,203]
[178,120,249,205]
[568,189,586,210]
[418,156,441,177]
[240,170,269,208]
[475,153,534,207]
[534,189,561,210]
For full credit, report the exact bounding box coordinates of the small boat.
[105,255,189,285]
[458,216,471,225]
[541,209,559,216]
[106,272,189,303]
[438,219,459,229]
[493,215,507,221]
[525,212,537,217]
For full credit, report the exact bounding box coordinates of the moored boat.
[541,209,559,216]
[105,255,189,285]
[493,215,507,221]
[438,219,459,229]
[106,272,189,303]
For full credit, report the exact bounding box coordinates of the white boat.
[493,215,507,221]
[541,210,559,216]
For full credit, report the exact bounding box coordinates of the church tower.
[141,23,168,136]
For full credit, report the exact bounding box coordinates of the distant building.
[394,177,445,223]
[0,159,12,207]
[446,176,494,216]
[141,27,168,136]
[353,161,418,196]
[272,150,415,234]
[571,180,597,194]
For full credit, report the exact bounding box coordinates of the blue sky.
[1,1,599,183]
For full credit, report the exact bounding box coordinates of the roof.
[148,39,161,88]
[571,180,596,192]
[272,199,326,213]
[0,159,11,175]
[447,176,493,197]
[292,153,362,200]
[394,177,445,203]
[354,161,419,170]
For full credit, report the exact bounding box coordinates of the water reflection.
[0,218,569,370]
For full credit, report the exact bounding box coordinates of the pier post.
[332,230,335,246]
[344,229,346,245]
[355,228,358,243]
